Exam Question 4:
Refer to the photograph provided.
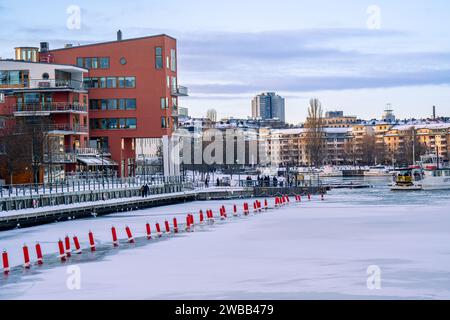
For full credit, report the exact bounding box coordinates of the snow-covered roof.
[324,127,352,134]
[270,128,306,135]
[391,123,450,131]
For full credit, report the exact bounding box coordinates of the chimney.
[40,42,49,52]
[64,44,73,48]
[117,30,123,41]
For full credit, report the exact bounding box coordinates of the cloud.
[174,29,450,95]
[188,69,450,95]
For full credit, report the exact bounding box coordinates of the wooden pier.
[0,185,327,231]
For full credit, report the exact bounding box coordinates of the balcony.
[171,85,189,97]
[46,124,89,135]
[8,79,85,92]
[44,152,77,164]
[13,103,88,116]
[69,147,111,156]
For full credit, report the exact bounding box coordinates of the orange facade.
[49,35,179,177]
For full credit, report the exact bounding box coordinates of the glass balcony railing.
[14,103,88,115]
[5,79,85,91]
[45,124,89,134]
[171,85,189,97]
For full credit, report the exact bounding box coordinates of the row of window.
[76,57,110,69]
[90,99,137,111]
[83,77,136,89]
[76,47,176,72]
[0,70,29,86]
[87,116,174,130]
[90,118,137,130]
[155,47,177,71]
[160,97,178,109]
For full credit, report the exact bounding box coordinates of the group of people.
[256,175,279,187]
[141,184,150,197]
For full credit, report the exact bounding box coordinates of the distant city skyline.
[1,0,449,122]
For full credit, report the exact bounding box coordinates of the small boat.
[364,165,393,177]
[391,154,450,191]
[420,166,450,190]
[390,166,423,191]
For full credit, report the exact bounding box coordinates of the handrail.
[14,102,88,113]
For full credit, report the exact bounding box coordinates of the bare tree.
[343,139,358,165]
[0,127,31,184]
[359,135,377,165]
[304,98,325,167]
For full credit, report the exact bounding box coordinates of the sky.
[1,0,450,123]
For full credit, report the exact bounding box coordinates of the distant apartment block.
[252,92,285,123]
[323,110,359,128]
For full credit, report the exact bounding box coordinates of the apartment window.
[91,78,99,88]
[0,92,4,103]
[155,47,163,69]
[107,99,117,110]
[107,118,118,129]
[125,77,136,88]
[166,56,170,69]
[118,77,125,88]
[89,99,99,110]
[100,77,107,88]
[126,118,137,129]
[99,57,110,69]
[101,99,108,110]
[107,77,117,88]
[171,49,176,72]
[125,99,136,110]
[84,58,92,69]
[91,58,98,69]
[76,58,83,67]
[160,97,167,109]
[161,116,167,128]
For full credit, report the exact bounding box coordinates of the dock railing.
[0,175,185,199]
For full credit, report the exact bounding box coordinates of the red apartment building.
[0,57,90,184]
[46,32,188,177]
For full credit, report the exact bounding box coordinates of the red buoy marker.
[88,231,96,252]
[125,226,135,243]
[165,220,171,234]
[35,242,43,265]
[156,223,162,237]
[65,235,72,257]
[111,227,119,247]
[186,216,191,232]
[58,239,67,262]
[146,223,152,239]
[73,236,82,254]
[2,250,10,274]
[22,244,31,269]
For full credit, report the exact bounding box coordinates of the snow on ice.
[1,181,450,300]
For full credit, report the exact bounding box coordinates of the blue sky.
[1,0,450,123]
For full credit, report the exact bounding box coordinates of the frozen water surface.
[1,177,450,300]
